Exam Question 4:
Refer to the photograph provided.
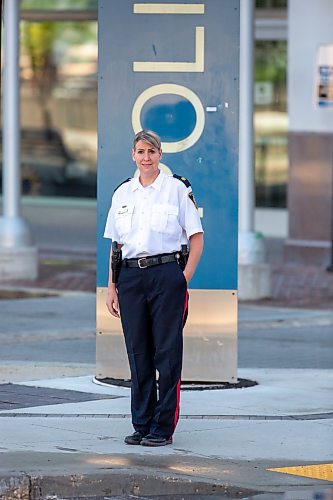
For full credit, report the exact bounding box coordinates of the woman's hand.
[183,270,190,284]
[183,232,204,284]
[106,286,120,318]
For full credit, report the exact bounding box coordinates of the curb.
[0,471,262,500]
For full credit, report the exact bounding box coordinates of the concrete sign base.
[96,288,237,383]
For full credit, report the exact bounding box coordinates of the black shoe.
[140,434,172,447]
[124,431,145,445]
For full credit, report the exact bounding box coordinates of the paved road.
[0,295,332,381]
[17,198,97,252]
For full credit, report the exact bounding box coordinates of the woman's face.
[132,140,162,178]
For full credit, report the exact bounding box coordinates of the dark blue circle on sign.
[141,94,196,142]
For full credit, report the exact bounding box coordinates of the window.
[254,41,288,208]
[18,18,97,197]
[256,0,287,8]
[21,0,98,10]
[1,2,289,203]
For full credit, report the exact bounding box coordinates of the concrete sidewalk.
[0,295,332,498]
[0,370,332,498]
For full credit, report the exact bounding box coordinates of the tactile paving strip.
[268,463,333,481]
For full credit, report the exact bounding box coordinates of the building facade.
[1,0,332,265]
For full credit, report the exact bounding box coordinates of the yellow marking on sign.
[133,4,205,14]
[133,26,204,73]
[268,463,333,482]
[131,83,205,153]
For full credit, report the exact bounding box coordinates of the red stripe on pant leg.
[173,290,188,433]
[173,378,181,431]
[182,289,189,326]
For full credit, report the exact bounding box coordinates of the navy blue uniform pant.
[117,261,188,439]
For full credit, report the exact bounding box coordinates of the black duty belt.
[122,252,179,269]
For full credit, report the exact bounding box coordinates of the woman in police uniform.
[104,130,203,447]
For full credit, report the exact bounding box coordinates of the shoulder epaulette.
[173,174,191,188]
[113,177,131,193]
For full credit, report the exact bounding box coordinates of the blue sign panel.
[98,0,239,290]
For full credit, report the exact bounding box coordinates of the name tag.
[117,206,128,215]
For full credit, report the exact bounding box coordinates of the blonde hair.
[133,130,161,151]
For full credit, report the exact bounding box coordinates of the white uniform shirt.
[104,169,203,259]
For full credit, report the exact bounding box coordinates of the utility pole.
[238,0,271,299]
[0,0,37,280]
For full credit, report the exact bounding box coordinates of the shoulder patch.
[173,174,191,188]
[188,191,198,209]
[113,177,131,193]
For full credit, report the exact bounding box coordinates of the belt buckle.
[138,257,148,269]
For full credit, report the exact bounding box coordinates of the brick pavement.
[0,384,114,411]
[249,262,333,309]
[1,249,333,309]
[1,250,97,293]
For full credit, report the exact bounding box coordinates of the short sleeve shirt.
[104,169,203,259]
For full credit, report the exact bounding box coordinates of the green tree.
[22,21,57,133]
